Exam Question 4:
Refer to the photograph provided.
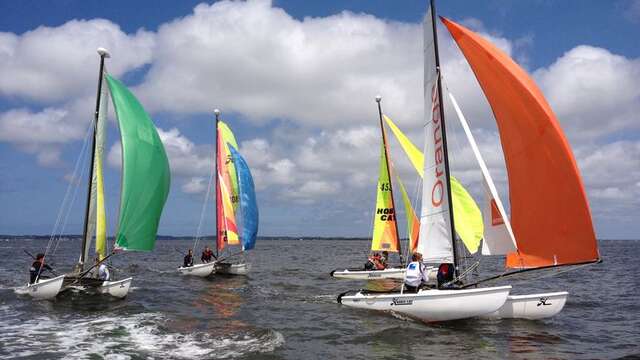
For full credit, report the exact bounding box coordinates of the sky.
[0,0,638,239]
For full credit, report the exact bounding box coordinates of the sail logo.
[377,207,395,221]
[390,297,413,306]
[537,297,552,306]
[430,85,445,208]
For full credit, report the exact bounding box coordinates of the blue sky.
[1,0,639,238]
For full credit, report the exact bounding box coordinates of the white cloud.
[534,46,640,141]
[181,177,208,194]
[107,127,211,178]
[135,0,423,127]
[0,19,154,103]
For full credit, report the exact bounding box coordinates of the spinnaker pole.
[429,0,460,278]
[376,96,404,266]
[78,47,110,272]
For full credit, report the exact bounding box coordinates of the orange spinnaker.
[441,17,599,269]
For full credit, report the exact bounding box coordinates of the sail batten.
[441,17,599,268]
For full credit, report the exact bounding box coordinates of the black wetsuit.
[183,254,193,267]
[29,261,52,284]
[201,250,214,263]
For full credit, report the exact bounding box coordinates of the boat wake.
[0,306,284,358]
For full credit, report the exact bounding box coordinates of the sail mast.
[429,0,459,277]
[78,48,110,271]
[214,108,221,258]
[376,96,404,266]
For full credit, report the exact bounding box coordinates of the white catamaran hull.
[331,266,437,280]
[21,275,65,300]
[216,262,250,276]
[482,291,568,320]
[339,285,512,322]
[97,277,132,298]
[177,262,216,277]
[331,268,406,280]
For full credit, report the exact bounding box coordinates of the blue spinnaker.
[229,146,258,251]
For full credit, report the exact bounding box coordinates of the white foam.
[0,308,284,358]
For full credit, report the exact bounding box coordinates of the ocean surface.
[0,238,638,359]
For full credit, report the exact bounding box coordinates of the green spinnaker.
[106,75,171,251]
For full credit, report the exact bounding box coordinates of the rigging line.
[193,160,215,253]
[52,129,93,255]
[47,121,94,258]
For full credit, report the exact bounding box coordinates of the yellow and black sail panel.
[371,142,400,252]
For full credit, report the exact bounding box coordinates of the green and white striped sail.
[106,75,170,252]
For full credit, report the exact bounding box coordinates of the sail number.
[380,183,391,192]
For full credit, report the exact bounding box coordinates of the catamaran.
[338,0,600,322]
[331,97,417,280]
[178,110,258,277]
[21,48,171,299]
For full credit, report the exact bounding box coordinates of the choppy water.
[0,238,638,359]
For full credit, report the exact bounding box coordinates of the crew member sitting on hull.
[436,263,455,289]
[183,249,194,267]
[404,252,428,292]
[201,246,214,263]
[379,251,389,269]
[29,253,54,284]
[373,253,385,270]
[95,255,110,281]
[364,252,382,270]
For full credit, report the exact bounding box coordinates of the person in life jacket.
[364,252,380,270]
[404,252,428,292]
[436,263,455,289]
[183,249,194,267]
[379,251,389,269]
[94,254,110,281]
[29,253,54,284]
[372,253,385,270]
[201,246,214,263]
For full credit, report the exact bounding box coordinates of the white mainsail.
[447,91,516,255]
[418,4,453,263]
[81,72,109,263]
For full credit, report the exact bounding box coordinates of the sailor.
[379,251,389,269]
[29,253,53,284]
[404,252,428,293]
[183,249,194,267]
[95,255,110,281]
[373,253,385,270]
[364,253,379,270]
[201,246,214,263]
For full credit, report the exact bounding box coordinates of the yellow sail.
[396,175,419,253]
[371,141,400,252]
[219,172,240,245]
[95,154,107,259]
[218,121,240,211]
[383,114,482,253]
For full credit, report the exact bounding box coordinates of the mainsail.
[216,120,240,252]
[383,114,483,255]
[441,17,600,268]
[82,73,109,262]
[229,146,259,251]
[419,3,454,263]
[371,140,400,252]
[106,75,171,252]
